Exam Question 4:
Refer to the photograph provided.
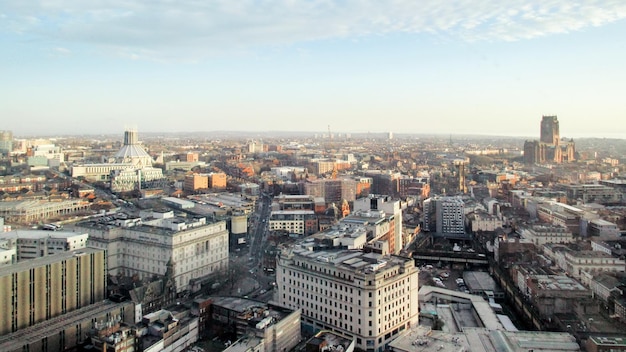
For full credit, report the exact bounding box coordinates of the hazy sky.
[2,1,626,137]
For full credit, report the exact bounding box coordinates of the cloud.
[2,0,626,60]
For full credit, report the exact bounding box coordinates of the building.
[556,184,623,205]
[586,336,626,352]
[542,244,626,281]
[0,230,88,261]
[0,199,91,224]
[139,309,199,352]
[0,300,135,352]
[524,115,576,164]
[423,196,465,234]
[0,247,107,335]
[0,130,12,154]
[587,219,621,237]
[75,211,229,293]
[304,178,357,205]
[466,212,503,233]
[276,247,419,352]
[520,225,575,246]
[353,195,402,253]
[72,129,165,192]
[269,210,318,236]
[210,297,301,352]
[208,172,227,189]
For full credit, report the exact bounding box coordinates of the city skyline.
[2,1,626,137]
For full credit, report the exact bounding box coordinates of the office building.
[352,195,402,254]
[75,210,229,293]
[0,247,107,335]
[276,248,419,352]
[423,196,465,234]
[0,130,12,154]
[0,230,88,261]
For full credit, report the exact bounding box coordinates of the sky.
[2,1,626,138]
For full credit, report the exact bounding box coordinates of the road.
[245,193,275,300]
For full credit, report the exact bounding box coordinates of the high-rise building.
[0,248,107,335]
[0,130,12,155]
[276,248,419,352]
[423,196,465,234]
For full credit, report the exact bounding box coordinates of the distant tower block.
[540,115,560,146]
[388,132,393,140]
[454,159,467,194]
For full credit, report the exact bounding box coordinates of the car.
[260,289,267,294]
[440,272,450,278]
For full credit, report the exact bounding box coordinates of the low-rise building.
[210,297,301,352]
[520,225,575,246]
[543,244,626,281]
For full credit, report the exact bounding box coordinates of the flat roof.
[0,230,87,240]
[0,247,103,276]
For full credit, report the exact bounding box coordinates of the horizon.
[2,1,626,137]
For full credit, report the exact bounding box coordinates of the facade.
[276,248,419,352]
[304,178,357,205]
[0,199,91,224]
[557,184,623,205]
[0,230,88,261]
[543,244,626,281]
[76,211,229,293]
[269,210,318,236]
[0,248,107,335]
[208,172,227,189]
[520,225,575,246]
[184,173,209,192]
[467,212,503,233]
[423,196,465,234]
[588,219,621,237]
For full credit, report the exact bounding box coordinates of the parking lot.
[418,264,470,293]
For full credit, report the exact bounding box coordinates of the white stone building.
[76,211,229,293]
[543,244,626,281]
[520,225,575,246]
[276,247,419,352]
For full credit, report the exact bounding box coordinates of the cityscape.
[0,114,626,352]
[2,1,626,352]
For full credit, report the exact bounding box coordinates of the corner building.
[276,248,419,352]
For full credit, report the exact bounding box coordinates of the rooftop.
[0,247,103,276]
